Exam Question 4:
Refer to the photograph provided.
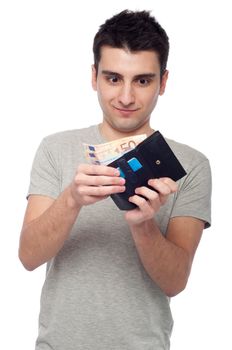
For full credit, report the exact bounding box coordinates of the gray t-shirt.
[28,125,211,350]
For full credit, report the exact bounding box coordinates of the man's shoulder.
[166,137,209,169]
[42,125,99,146]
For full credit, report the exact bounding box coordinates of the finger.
[129,194,153,212]
[159,177,178,192]
[75,173,125,186]
[77,164,120,176]
[79,195,108,205]
[128,195,155,221]
[135,186,159,202]
[148,178,176,195]
[78,184,126,197]
[146,180,171,206]
[134,187,161,211]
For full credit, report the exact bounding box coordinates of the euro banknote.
[83,134,146,165]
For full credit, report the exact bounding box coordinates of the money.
[83,134,146,165]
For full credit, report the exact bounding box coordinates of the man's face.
[92,46,168,135]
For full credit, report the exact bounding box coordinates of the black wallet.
[108,131,186,210]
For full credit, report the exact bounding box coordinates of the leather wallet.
[108,131,186,210]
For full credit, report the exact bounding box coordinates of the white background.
[0,0,231,349]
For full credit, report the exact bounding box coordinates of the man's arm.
[128,216,203,297]
[19,188,80,271]
[19,164,125,271]
[125,178,204,297]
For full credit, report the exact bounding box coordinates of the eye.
[111,77,119,83]
[106,75,120,84]
[138,78,150,86]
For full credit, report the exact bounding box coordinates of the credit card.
[117,157,142,178]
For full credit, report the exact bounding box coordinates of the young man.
[19,10,211,350]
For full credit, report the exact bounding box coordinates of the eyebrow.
[101,70,156,80]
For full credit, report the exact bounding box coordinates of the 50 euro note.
[83,134,146,165]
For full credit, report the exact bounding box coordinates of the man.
[19,10,211,350]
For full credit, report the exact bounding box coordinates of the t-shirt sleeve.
[171,159,212,228]
[27,138,60,199]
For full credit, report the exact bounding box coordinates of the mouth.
[113,106,139,116]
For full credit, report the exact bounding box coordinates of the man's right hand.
[69,164,126,207]
[19,164,125,270]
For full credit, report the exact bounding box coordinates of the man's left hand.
[124,177,178,225]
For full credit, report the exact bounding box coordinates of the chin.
[116,121,146,133]
[114,124,138,133]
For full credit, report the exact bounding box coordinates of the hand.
[69,164,125,207]
[124,177,178,225]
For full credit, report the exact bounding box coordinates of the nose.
[118,83,135,107]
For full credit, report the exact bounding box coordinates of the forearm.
[129,219,191,297]
[19,186,81,271]
[19,164,125,271]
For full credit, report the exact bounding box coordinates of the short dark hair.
[93,10,169,77]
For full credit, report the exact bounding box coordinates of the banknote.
[83,134,146,165]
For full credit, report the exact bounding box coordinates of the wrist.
[65,185,82,212]
[129,218,160,238]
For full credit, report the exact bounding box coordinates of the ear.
[91,65,97,91]
[159,70,169,96]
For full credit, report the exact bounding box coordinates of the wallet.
[108,131,186,210]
